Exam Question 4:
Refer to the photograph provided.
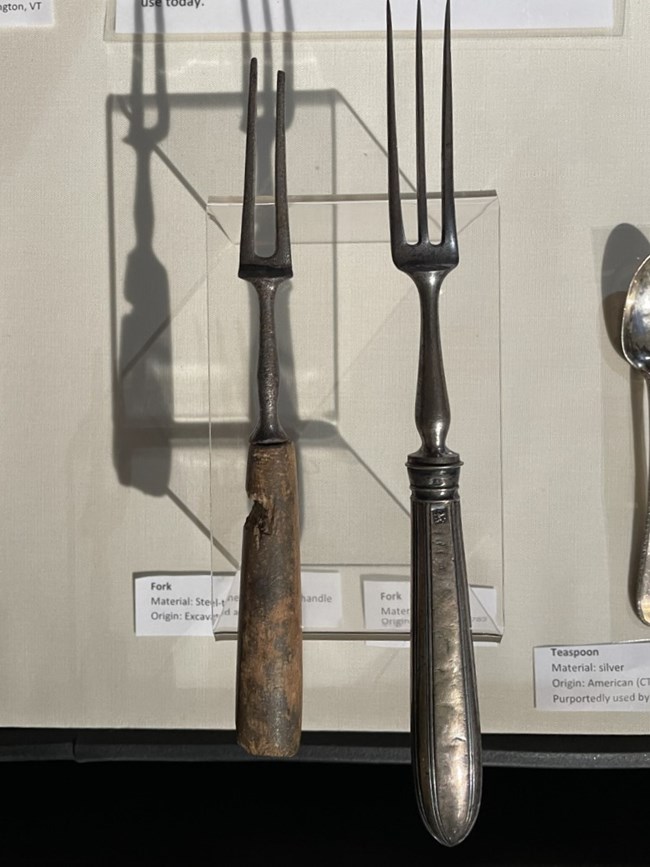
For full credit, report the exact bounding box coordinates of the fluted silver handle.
[408,459,482,847]
[635,378,650,624]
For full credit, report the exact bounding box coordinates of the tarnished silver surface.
[408,462,481,846]
[387,0,482,846]
[622,254,650,625]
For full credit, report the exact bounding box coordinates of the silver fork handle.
[408,459,482,847]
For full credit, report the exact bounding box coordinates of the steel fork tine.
[274,69,291,267]
[240,57,258,268]
[239,59,291,272]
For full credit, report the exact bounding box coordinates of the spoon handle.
[636,378,650,625]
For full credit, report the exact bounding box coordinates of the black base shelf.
[2,729,650,768]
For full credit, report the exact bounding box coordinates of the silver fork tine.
[415,1,428,243]
[386,0,482,848]
[441,0,457,248]
[387,1,406,252]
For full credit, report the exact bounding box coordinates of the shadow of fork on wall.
[107,1,301,563]
[113,1,173,498]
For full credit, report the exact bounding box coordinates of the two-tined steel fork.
[235,57,302,758]
[387,0,482,846]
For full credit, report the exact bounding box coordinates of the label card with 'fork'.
[361,579,501,647]
[134,572,343,637]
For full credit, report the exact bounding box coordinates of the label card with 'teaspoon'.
[534,642,650,711]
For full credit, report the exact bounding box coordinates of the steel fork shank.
[250,277,287,445]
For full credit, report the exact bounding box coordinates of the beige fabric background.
[0,0,647,734]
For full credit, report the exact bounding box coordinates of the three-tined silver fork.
[235,58,302,759]
[386,0,482,846]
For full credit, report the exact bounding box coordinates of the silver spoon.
[622,253,650,624]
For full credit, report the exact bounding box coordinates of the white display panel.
[206,194,504,641]
[0,0,647,739]
[112,0,619,36]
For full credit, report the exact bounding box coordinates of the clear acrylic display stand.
[206,192,504,642]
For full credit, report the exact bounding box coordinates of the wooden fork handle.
[408,458,482,846]
[236,441,302,757]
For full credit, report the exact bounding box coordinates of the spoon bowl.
[623,255,650,374]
